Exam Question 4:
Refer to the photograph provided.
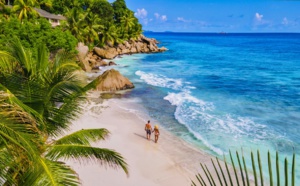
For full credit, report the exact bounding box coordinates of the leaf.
[46,144,129,175]
[54,128,110,145]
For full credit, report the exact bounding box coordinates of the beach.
[66,91,220,186]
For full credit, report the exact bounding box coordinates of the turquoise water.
[113,33,300,182]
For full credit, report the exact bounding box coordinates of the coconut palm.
[99,22,121,47]
[0,39,128,185]
[12,0,40,21]
[120,10,135,39]
[39,0,52,8]
[64,7,85,43]
[82,9,104,47]
[192,150,296,186]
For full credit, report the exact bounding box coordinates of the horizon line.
[143,31,300,34]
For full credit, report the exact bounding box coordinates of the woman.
[152,125,160,143]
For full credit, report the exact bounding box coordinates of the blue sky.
[112,0,300,32]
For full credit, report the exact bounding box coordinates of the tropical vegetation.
[0,0,142,52]
[0,39,128,185]
[0,17,78,54]
[0,0,143,184]
[192,150,296,186]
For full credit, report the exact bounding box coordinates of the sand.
[66,93,231,186]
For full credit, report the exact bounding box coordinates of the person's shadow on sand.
[134,133,155,142]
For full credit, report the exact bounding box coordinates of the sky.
[111,0,300,33]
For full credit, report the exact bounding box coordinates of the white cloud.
[161,15,167,21]
[282,17,289,25]
[255,13,263,21]
[154,13,160,19]
[177,17,189,22]
[154,13,167,22]
[177,17,184,21]
[135,8,147,19]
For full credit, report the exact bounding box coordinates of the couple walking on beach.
[145,120,160,143]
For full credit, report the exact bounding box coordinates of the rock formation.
[76,42,91,71]
[93,35,167,59]
[77,35,167,72]
[95,69,134,91]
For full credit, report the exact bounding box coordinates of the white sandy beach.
[66,92,236,186]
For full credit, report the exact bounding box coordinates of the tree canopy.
[0,0,143,51]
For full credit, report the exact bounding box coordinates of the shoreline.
[66,92,224,185]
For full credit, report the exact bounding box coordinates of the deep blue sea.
[112,33,300,182]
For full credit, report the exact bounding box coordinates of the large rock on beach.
[95,69,134,91]
[108,61,117,66]
[94,47,118,59]
[76,42,89,60]
[76,43,91,72]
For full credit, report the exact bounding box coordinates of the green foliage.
[112,0,127,23]
[12,0,40,21]
[45,29,78,52]
[1,0,143,50]
[0,39,128,185]
[192,150,296,186]
[89,0,114,26]
[0,17,78,54]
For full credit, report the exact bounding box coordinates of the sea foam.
[135,70,184,90]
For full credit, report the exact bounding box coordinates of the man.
[144,120,152,140]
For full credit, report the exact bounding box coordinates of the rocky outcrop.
[95,69,134,91]
[76,43,91,71]
[93,34,167,59]
[76,35,167,72]
[94,47,118,59]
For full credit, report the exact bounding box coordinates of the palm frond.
[43,96,83,136]
[0,105,41,162]
[0,90,45,185]
[52,50,80,75]
[32,158,79,186]
[0,150,16,186]
[5,38,34,77]
[46,144,129,175]
[46,72,85,103]
[192,150,296,186]
[0,85,46,130]
[54,128,110,145]
[0,50,16,73]
[36,44,49,78]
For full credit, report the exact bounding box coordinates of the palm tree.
[64,7,85,43]
[99,22,121,47]
[82,8,104,47]
[39,0,52,8]
[12,0,40,21]
[120,10,135,39]
[0,39,129,185]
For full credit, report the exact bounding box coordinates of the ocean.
[111,32,300,182]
